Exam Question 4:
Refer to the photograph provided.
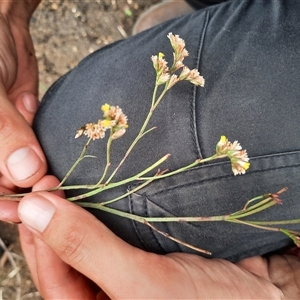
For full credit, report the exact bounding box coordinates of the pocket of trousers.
[128,150,300,262]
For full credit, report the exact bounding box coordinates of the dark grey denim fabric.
[33,0,300,262]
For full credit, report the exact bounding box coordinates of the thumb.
[0,89,46,187]
[17,192,162,299]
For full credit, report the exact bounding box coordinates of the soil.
[0,1,159,299]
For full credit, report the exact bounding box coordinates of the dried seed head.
[76,104,128,140]
[216,135,250,175]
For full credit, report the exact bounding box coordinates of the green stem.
[100,175,158,206]
[67,154,223,202]
[244,219,300,226]
[137,154,219,181]
[75,202,225,222]
[152,85,169,110]
[227,200,277,219]
[151,84,158,107]
[76,201,300,234]
[104,85,169,186]
[227,219,281,232]
[95,135,113,186]
[67,154,170,201]
[229,197,273,217]
[243,194,270,210]
[58,138,92,187]
[0,154,220,200]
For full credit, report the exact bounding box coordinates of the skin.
[0,2,299,299]
[0,0,46,219]
[0,0,46,189]
[0,176,293,300]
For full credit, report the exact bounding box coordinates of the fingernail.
[7,147,42,181]
[22,93,38,113]
[18,196,56,232]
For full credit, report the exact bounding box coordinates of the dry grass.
[0,223,42,300]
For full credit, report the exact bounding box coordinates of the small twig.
[144,221,211,255]
[0,238,21,300]
[117,25,127,38]
[0,244,13,268]
[20,291,41,299]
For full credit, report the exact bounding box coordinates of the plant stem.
[244,219,300,226]
[95,135,113,186]
[75,202,225,222]
[100,175,158,206]
[243,194,270,210]
[145,221,211,255]
[151,83,158,107]
[67,154,170,201]
[228,201,277,220]
[228,219,281,232]
[58,137,92,187]
[104,85,169,186]
[138,155,218,181]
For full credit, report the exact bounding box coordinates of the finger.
[0,89,47,188]
[14,92,39,125]
[18,224,40,290]
[0,174,16,191]
[17,192,167,299]
[19,176,67,291]
[96,290,111,300]
[32,175,65,198]
[33,234,98,299]
[268,254,300,298]
[20,178,98,299]
[0,201,19,223]
[0,185,20,223]
[236,256,270,280]
[8,17,39,101]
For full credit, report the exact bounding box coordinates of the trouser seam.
[191,10,210,160]
[147,161,300,198]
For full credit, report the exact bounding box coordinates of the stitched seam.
[191,10,210,159]
[145,197,167,253]
[149,162,300,198]
[129,192,149,250]
[143,195,213,242]
[129,190,165,252]
[142,150,300,196]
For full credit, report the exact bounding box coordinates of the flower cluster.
[151,33,205,89]
[168,32,189,72]
[151,52,170,85]
[75,104,128,140]
[216,135,250,175]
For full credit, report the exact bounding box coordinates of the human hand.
[16,176,300,299]
[0,0,46,189]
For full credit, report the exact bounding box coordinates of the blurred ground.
[34,0,160,97]
[0,0,159,299]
